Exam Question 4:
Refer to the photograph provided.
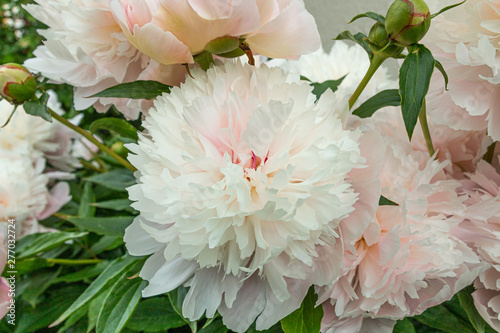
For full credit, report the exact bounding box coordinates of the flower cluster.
[3,0,500,332]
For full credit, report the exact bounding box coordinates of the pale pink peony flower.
[266,42,397,107]
[124,61,382,332]
[318,130,483,332]
[111,0,321,65]
[0,91,86,171]
[351,108,492,179]
[454,160,500,331]
[424,0,500,140]
[23,0,187,119]
[0,152,70,236]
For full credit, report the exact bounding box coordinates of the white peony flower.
[125,61,381,332]
[266,41,396,107]
[0,91,82,171]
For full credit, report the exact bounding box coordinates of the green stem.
[46,258,103,265]
[483,141,496,164]
[418,100,435,157]
[49,108,136,172]
[349,53,388,109]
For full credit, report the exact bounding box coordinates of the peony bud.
[0,63,37,104]
[111,142,129,157]
[367,22,405,57]
[385,0,431,46]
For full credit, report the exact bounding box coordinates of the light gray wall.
[304,0,393,49]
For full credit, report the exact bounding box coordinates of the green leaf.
[198,319,228,333]
[194,51,215,71]
[67,216,134,237]
[20,268,61,307]
[85,169,135,191]
[23,92,52,122]
[349,11,385,24]
[90,81,171,100]
[352,89,401,118]
[14,258,54,275]
[399,44,435,139]
[88,288,111,333]
[57,304,89,333]
[51,255,141,327]
[15,285,87,333]
[168,286,196,329]
[434,60,449,91]
[413,303,475,333]
[96,262,146,333]
[126,298,186,332]
[89,118,138,141]
[79,182,96,218]
[431,1,466,19]
[393,318,416,333]
[458,285,497,333]
[281,288,323,333]
[55,261,110,283]
[379,195,399,206]
[310,77,345,101]
[91,199,135,212]
[334,31,373,59]
[90,236,125,255]
[17,232,88,259]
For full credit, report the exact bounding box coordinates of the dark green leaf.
[334,31,373,59]
[85,169,135,191]
[20,268,61,307]
[349,11,385,24]
[15,285,86,333]
[90,81,171,100]
[431,1,466,19]
[96,263,146,333]
[393,318,416,333]
[79,182,96,218]
[458,285,497,333]
[413,304,475,333]
[352,89,401,118]
[310,77,345,101]
[23,92,52,122]
[91,199,135,212]
[198,319,228,333]
[126,298,186,332]
[379,195,399,206]
[17,232,88,259]
[67,216,134,237]
[51,255,141,327]
[281,288,323,333]
[89,118,138,141]
[55,261,110,283]
[399,44,435,139]
[434,60,449,91]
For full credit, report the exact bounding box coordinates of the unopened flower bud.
[367,22,405,57]
[385,0,431,46]
[0,63,37,104]
[111,142,129,157]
